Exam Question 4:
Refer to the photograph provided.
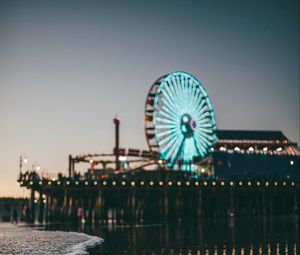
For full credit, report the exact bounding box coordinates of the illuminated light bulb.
[140,181,145,186]
[39,181,43,185]
[159,181,163,186]
[30,181,33,185]
[265,182,269,186]
[186,181,190,186]
[221,181,225,186]
[168,181,173,186]
[200,168,205,173]
[66,181,70,185]
[239,181,243,186]
[57,181,61,185]
[43,199,46,204]
[276,147,282,152]
[210,148,214,152]
[112,181,116,186]
[89,159,94,164]
[177,181,181,186]
[75,181,79,185]
[36,166,41,171]
[212,181,216,186]
[84,181,88,186]
[122,181,126,186]
[283,181,286,186]
[93,181,98,185]
[204,181,208,186]
[158,160,163,164]
[52,178,56,181]
[274,181,278,186]
[248,147,254,152]
[263,147,268,152]
[248,181,252,186]
[119,156,127,161]
[48,181,52,185]
[20,181,24,185]
[131,181,135,186]
[256,181,260,186]
[291,182,295,186]
[149,181,154,186]
[230,181,234,186]
[23,158,28,163]
[220,147,226,151]
[103,181,107,186]
[234,147,240,152]
[290,160,294,165]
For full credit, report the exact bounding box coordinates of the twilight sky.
[0,0,299,197]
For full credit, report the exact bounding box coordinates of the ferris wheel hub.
[180,114,195,138]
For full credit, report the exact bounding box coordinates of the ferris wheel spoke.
[169,76,180,104]
[165,135,183,161]
[163,82,177,107]
[156,128,177,138]
[197,127,213,134]
[195,131,213,147]
[159,108,177,122]
[193,137,205,158]
[162,105,179,120]
[194,133,211,151]
[158,129,180,147]
[193,136,206,157]
[160,133,179,155]
[162,88,179,113]
[156,116,177,125]
[195,111,210,122]
[156,124,178,129]
[170,135,184,161]
[161,99,179,119]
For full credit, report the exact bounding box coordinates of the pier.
[18,172,299,224]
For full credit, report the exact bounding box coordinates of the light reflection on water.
[45,216,299,255]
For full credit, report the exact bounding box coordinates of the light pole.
[19,154,28,173]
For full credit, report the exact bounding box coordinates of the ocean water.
[44,216,300,254]
[0,223,103,255]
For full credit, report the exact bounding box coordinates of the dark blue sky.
[0,0,299,196]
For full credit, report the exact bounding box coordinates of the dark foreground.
[42,216,299,255]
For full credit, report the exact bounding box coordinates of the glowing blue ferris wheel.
[145,71,217,170]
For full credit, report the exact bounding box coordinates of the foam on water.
[0,223,103,255]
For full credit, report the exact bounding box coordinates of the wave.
[0,223,103,255]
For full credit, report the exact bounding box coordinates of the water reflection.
[45,216,299,254]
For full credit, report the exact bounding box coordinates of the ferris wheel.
[145,71,217,170]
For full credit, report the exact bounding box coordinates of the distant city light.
[263,147,268,152]
[23,158,28,163]
[276,147,282,152]
[234,147,240,152]
[290,160,294,165]
[220,147,226,151]
[89,159,94,164]
[200,168,206,173]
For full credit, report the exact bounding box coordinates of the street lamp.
[32,162,41,172]
[19,154,28,173]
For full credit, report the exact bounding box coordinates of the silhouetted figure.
[13,208,18,224]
